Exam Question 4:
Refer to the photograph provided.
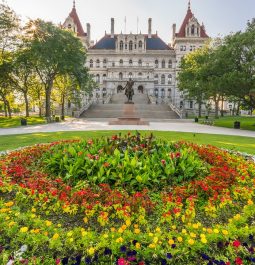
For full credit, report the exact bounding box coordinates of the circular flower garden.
[0,133,255,265]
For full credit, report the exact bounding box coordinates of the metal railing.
[168,102,183,118]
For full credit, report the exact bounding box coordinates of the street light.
[229,104,232,116]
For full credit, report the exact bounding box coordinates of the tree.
[178,46,210,117]
[24,19,88,119]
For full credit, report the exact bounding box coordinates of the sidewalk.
[0,119,254,138]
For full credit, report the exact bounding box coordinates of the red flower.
[118,258,129,265]
[235,257,243,265]
[233,240,241,248]
[161,159,166,166]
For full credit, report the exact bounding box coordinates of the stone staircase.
[80,92,179,120]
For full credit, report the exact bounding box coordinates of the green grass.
[0,131,254,155]
[204,116,255,131]
[0,116,46,128]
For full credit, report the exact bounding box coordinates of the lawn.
[202,116,255,131]
[0,130,254,155]
[0,116,46,128]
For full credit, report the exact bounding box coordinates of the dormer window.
[68,24,72,29]
[191,24,195,35]
[89,59,93,68]
[138,41,143,48]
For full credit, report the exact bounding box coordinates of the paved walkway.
[0,119,255,137]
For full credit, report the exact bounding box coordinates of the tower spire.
[188,0,191,10]
[73,0,76,8]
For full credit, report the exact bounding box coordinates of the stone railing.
[73,99,93,118]
[168,102,183,118]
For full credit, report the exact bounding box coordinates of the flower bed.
[0,133,255,265]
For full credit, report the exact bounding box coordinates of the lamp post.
[229,104,232,116]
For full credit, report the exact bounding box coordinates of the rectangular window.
[189,101,193,109]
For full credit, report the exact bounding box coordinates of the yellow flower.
[116,237,123,243]
[44,232,48,236]
[125,219,131,226]
[82,231,88,237]
[31,214,36,219]
[4,201,14,207]
[5,216,10,220]
[20,227,28,233]
[182,229,187,234]
[155,227,161,232]
[134,228,140,234]
[135,243,141,249]
[57,224,62,228]
[149,243,156,249]
[190,232,196,238]
[31,208,36,213]
[171,225,176,230]
[88,247,95,255]
[148,233,154,237]
[188,239,195,245]
[213,229,219,234]
[222,230,228,235]
[83,217,88,224]
[52,233,59,240]
[192,223,199,229]
[234,214,241,220]
[69,238,74,243]
[45,220,52,227]
[153,237,158,243]
[103,233,108,238]
[8,221,16,227]
[200,234,206,238]
[201,237,207,244]
[134,224,139,228]
[111,227,116,232]
[168,239,175,245]
[207,228,213,234]
[177,237,183,242]
[67,231,73,237]
[118,228,124,233]
[121,224,127,230]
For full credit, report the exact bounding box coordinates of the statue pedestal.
[109,104,149,125]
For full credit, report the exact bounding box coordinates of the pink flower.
[235,257,243,265]
[161,159,166,165]
[56,259,61,265]
[118,258,129,265]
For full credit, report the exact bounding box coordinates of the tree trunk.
[3,101,7,117]
[220,95,224,117]
[6,100,12,118]
[45,79,53,119]
[214,97,219,118]
[61,93,65,120]
[198,101,202,118]
[24,91,30,117]
[236,101,241,116]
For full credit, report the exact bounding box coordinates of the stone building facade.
[63,1,210,115]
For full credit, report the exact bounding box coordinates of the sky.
[5,0,255,44]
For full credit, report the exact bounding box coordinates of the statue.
[124,78,135,102]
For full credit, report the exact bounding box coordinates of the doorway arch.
[138,85,144,94]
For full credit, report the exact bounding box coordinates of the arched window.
[96,74,100,83]
[168,88,171,98]
[119,72,123,80]
[168,74,172,84]
[129,41,133,51]
[89,59,93,68]
[138,72,142,79]
[154,88,159,97]
[103,59,107,68]
[168,60,172,68]
[161,74,165,84]
[96,59,100,68]
[154,74,159,84]
[155,60,159,68]
[191,24,195,35]
[138,40,143,48]
[102,88,107,98]
[128,72,133,78]
[120,41,124,50]
[103,74,107,81]
[138,59,142,67]
[129,59,133,66]
[162,60,165,68]
[119,59,123,66]
[161,88,165,98]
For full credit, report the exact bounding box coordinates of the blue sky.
[6,0,255,44]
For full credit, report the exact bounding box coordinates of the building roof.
[91,34,171,50]
[69,5,87,37]
[176,4,209,38]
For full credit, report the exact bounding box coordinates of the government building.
[63,1,209,118]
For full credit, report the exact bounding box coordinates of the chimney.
[86,23,91,42]
[111,18,114,38]
[172,23,176,41]
[148,18,152,38]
